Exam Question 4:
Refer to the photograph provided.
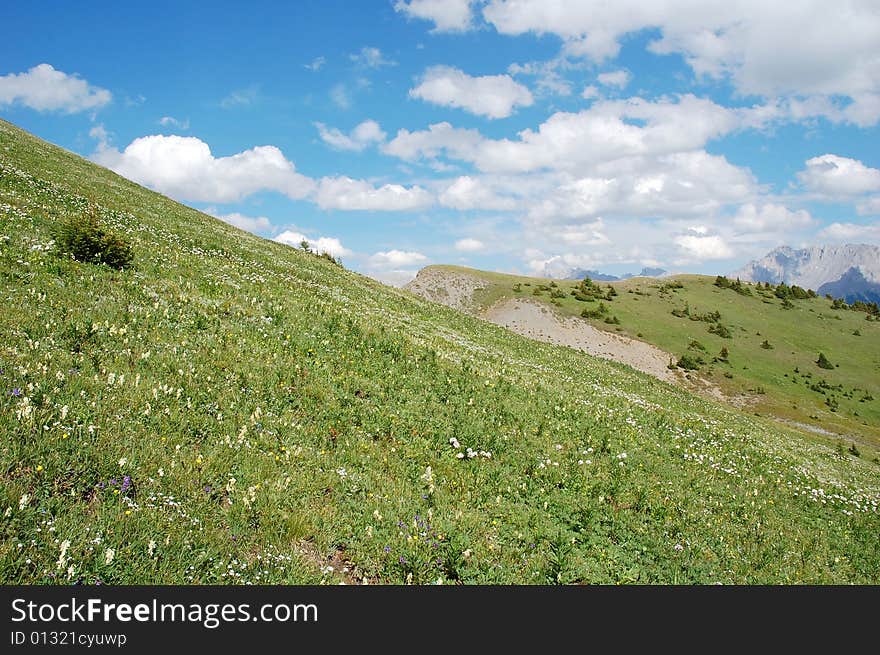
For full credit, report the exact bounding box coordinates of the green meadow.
[1,119,878,584]
[429,264,880,455]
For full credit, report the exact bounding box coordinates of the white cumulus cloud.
[409,66,534,119]
[315,119,386,151]
[454,238,486,252]
[92,135,314,203]
[369,249,428,268]
[818,221,880,241]
[313,177,433,211]
[797,154,880,197]
[439,176,517,210]
[597,69,631,88]
[674,231,733,260]
[0,63,111,113]
[387,94,747,174]
[481,0,880,125]
[395,0,476,32]
[731,203,813,232]
[382,121,485,162]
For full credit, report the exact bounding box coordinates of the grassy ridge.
[1,119,878,584]
[426,265,880,452]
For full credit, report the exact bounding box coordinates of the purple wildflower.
[109,479,117,486]
[383,546,391,553]
[11,388,21,397]
[120,475,132,493]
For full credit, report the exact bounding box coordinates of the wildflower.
[383,546,391,553]
[421,466,435,494]
[18,494,29,510]
[118,458,127,467]
[104,548,115,565]
[11,388,21,397]
[36,465,43,472]
[57,539,71,569]
[674,543,684,552]
[120,475,131,493]
[147,540,156,557]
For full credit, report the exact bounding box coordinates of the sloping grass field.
[429,265,880,453]
[1,119,878,584]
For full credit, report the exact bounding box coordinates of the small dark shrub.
[55,205,133,269]
[816,352,834,369]
[708,323,732,339]
[676,353,704,370]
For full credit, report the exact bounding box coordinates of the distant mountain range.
[566,267,667,281]
[732,244,880,304]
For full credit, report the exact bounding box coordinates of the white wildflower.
[421,466,435,494]
[104,548,115,565]
[57,539,71,569]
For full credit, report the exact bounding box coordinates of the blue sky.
[2,1,879,284]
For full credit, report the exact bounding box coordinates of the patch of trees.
[670,303,733,339]
[713,275,752,295]
[830,296,879,318]
[571,276,617,302]
[772,282,816,300]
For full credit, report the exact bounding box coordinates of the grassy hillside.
[1,119,878,584]
[425,265,880,453]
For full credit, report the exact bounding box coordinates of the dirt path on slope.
[484,298,680,383]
